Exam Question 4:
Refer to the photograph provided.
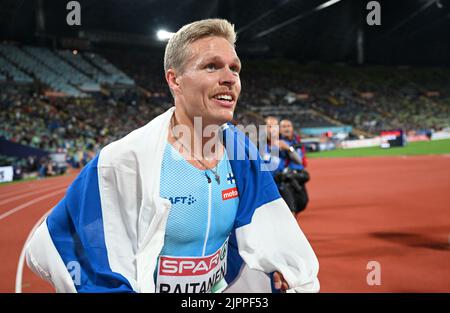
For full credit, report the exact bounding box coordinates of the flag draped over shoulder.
[25,107,319,293]
[45,155,134,292]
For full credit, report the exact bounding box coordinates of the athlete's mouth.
[211,92,235,103]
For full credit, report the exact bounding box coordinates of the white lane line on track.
[0,185,68,206]
[0,188,66,221]
[0,179,70,199]
[15,209,51,293]
[0,185,52,198]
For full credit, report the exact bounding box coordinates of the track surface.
[1,155,449,292]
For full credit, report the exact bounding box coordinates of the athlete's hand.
[273,271,289,292]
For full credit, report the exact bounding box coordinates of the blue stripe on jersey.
[222,124,281,228]
[222,124,282,285]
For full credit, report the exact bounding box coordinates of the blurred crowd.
[240,61,450,133]
[1,55,450,180]
[0,85,171,178]
[84,53,450,135]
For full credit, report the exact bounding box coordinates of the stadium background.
[0,0,449,292]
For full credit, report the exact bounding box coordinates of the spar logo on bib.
[156,240,229,293]
[222,187,238,201]
[159,243,226,276]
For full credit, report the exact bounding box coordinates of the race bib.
[156,239,228,293]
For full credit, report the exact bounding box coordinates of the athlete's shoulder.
[223,123,260,156]
[99,107,174,171]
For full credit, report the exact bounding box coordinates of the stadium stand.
[83,52,135,86]
[0,44,85,97]
[57,50,112,85]
[1,49,450,180]
[23,46,100,92]
[0,55,33,84]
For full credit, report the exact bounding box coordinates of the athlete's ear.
[166,69,181,94]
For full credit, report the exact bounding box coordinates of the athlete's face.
[172,36,241,126]
[280,120,294,139]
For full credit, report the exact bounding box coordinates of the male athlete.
[25,19,319,293]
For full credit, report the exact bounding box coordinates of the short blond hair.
[164,19,236,75]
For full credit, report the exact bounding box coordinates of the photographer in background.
[280,119,307,168]
[264,117,310,216]
[279,119,310,215]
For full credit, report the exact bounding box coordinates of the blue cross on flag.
[227,173,235,184]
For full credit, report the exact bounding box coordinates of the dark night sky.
[0,0,449,66]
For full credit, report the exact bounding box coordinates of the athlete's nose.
[219,67,238,87]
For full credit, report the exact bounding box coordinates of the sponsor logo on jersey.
[167,195,196,205]
[222,187,239,201]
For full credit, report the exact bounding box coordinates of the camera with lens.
[274,167,310,191]
[273,161,310,214]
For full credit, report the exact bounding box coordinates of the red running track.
[1,155,449,292]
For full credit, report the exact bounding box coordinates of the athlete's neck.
[169,109,224,164]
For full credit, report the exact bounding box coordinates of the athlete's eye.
[230,66,240,74]
[205,63,218,71]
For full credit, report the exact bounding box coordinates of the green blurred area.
[0,176,37,186]
[308,139,450,158]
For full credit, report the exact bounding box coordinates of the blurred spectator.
[2,54,450,181]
